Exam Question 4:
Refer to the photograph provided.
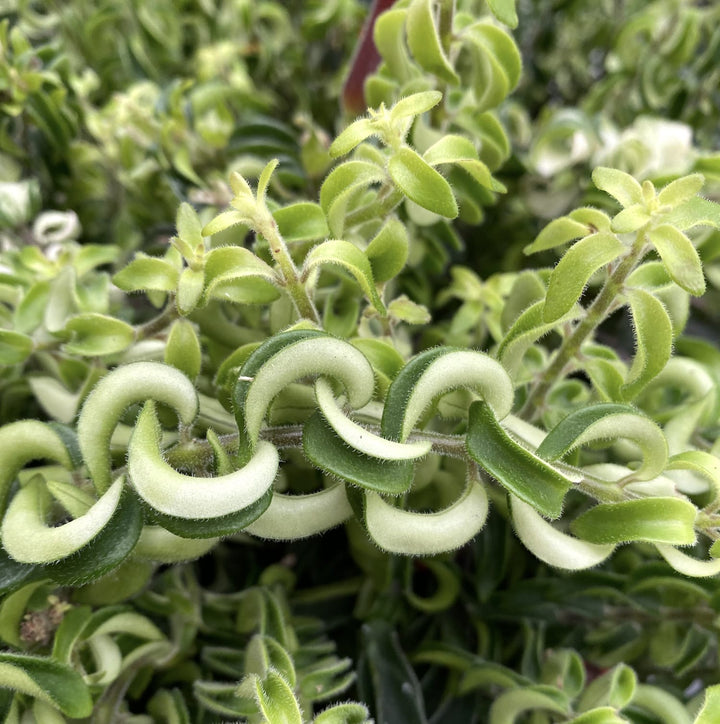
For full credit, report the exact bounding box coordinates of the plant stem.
[519,231,648,421]
[258,217,321,324]
[343,185,403,228]
[135,297,179,340]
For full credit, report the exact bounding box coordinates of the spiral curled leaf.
[128,402,278,520]
[382,347,514,442]
[536,403,668,482]
[244,484,353,540]
[235,332,375,449]
[364,479,489,555]
[77,361,199,493]
[510,495,615,570]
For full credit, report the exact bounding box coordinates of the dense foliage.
[2,0,720,722]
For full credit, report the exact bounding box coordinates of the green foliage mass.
[2,0,720,721]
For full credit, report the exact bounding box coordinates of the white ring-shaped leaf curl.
[128,402,278,519]
[510,495,615,571]
[1,476,123,563]
[388,349,514,442]
[656,544,720,578]
[314,378,431,461]
[242,337,376,446]
[365,481,489,555]
[244,484,352,540]
[78,362,199,493]
[581,463,678,497]
[0,421,73,515]
[133,526,219,562]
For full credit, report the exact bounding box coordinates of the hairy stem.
[519,231,648,421]
[258,217,321,324]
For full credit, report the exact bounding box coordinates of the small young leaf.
[662,196,720,231]
[256,159,279,202]
[543,232,624,322]
[366,218,409,282]
[406,0,459,84]
[175,202,203,248]
[388,147,458,218]
[466,402,571,519]
[314,702,371,724]
[524,217,593,255]
[387,296,431,325]
[647,224,705,295]
[165,319,202,381]
[304,239,385,313]
[330,118,375,158]
[273,202,329,242]
[611,204,651,233]
[571,498,697,545]
[112,255,179,293]
[592,167,644,208]
[202,210,248,237]
[656,173,704,208]
[62,314,135,356]
[176,267,205,315]
[623,289,673,400]
[254,670,303,724]
[203,247,279,305]
[0,330,33,365]
[390,91,443,123]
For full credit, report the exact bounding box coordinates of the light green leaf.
[657,174,704,208]
[202,210,248,237]
[510,496,614,570]
[203,246,279,305]
[62,314,135,356]
[175,202,203,247]
[365,480,489,555]
[466,402,571,519]
[694,685,720,724]
[389,147,458,218]
[623,289,673,400]
[319,161,386,237]
[537,403,667,481]
[592,167,644,208]
[366,218,409,282]
[112,255,179,293]
[387,296,431,325]
[543,232,624,322]
[423,135,503,191]
[314,702,371,724]
[487,0,518,27]
[330,119,375,158]
[577,664,636,711]
[0,653,92,718]
[571,498,697,545]
[273,202,329,243]
[611,204,651,233]
[165,319,202,381]
[656,545,720,578]
[631,685,692,724]
[390,91,443,123]
[489,686,569,724]
[229,170,253,198]
[0,330,32,365]
[647,224,705,295]
[254,670,303,724]
[176,267,205,315]
[256,159,279,203]
[406,0,459,84]
[526,217,598,254]
[662,196,720,231]
[129,402,278,519]
[305,239,385,312]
